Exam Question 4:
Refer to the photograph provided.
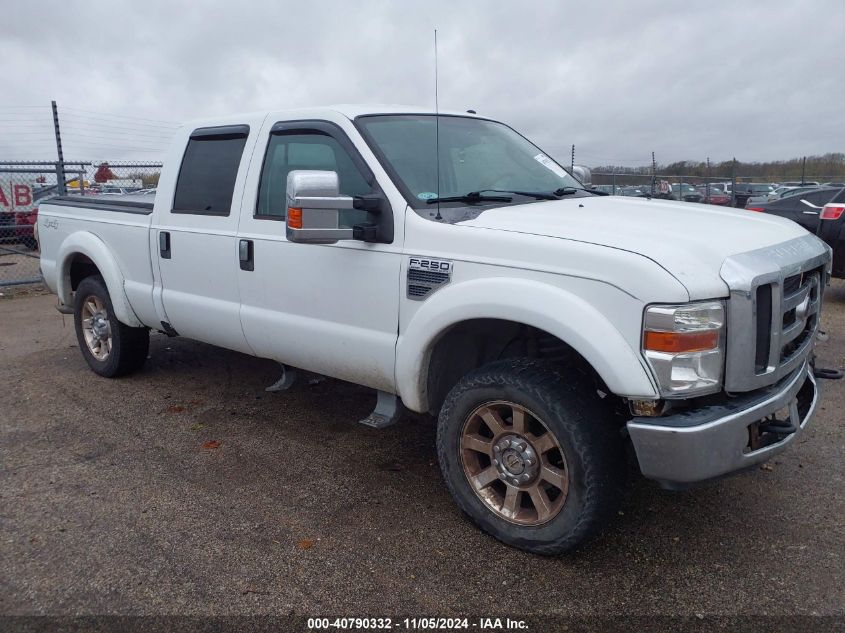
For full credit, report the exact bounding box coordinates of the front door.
[236,116,404,392]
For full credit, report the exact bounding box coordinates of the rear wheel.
[436,358,625,555]
[73,275,149,377]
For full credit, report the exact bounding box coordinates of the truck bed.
[38,195,158,327]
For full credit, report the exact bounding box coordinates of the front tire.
[436,358,625,555]
[73,275,149,377]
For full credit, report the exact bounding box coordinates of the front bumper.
[627,362,818,489]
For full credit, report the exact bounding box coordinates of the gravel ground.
[0,245,41,288]
[1,283,843,623]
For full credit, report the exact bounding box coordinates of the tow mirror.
[285,170,355,244]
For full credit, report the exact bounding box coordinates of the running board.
[359,391,405,429]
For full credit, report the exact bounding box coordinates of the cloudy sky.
[1,0,842,166]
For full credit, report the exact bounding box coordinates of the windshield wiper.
[426,192,513,204]
[553,187,609,197]
[472,189,560,201]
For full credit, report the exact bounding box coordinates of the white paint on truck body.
[36,104,824,412]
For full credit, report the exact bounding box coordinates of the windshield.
[356,115,582,211]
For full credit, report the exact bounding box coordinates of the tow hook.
[813,367,843,380]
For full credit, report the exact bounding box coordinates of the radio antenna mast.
[434,29,442,221]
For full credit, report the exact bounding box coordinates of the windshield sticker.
[533,154,567,178]
[417,192,438,200]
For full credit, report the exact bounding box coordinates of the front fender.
[395,277,658,412]
[57,231,143,327]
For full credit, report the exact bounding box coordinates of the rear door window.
[173,126,250,216]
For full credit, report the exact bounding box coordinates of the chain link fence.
[0,160,161,287]
[591,173,735,203]
[2,155,843,287]
[591,172,845,206]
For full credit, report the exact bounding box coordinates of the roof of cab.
[327,104,482,119]
[180,105,484,133]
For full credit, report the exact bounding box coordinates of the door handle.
[239,239,254,271]
[802,211,819,215]
[159,231,171,259]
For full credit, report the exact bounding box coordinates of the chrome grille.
[721,235,830,392]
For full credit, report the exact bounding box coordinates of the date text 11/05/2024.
[306,617,529,630]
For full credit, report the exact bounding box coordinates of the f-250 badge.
[407,257,452,300]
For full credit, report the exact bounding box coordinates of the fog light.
[630,399,664,417]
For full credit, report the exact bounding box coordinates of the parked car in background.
[14,208,39,249]
[591,184,616,195]
[133,188,157,196]
[620,186,649,197]
[769,185,798,200]
[670,182,704,203]
[777,186,821,201]
[816,190,845,278]
[822,182,845,187]
[734,183,775,208]
[98,186,142,195]
[746,186,841,234]
[1,204,39,250]
[781,181,820,187]
[747,185,819,208]
[697,187,731,206]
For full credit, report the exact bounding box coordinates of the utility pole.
[731,157,737,207]
[651,151,656,196]
[51,100,67,195]
[801,156,806,185]
[570,144,575,172]
[706,157,711,199]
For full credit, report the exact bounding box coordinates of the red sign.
[0,181,35,212]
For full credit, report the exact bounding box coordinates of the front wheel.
[73,275,149,377]
[436,359,625,555]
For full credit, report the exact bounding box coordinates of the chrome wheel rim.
[80,295,112,361]
[460,401,569,526]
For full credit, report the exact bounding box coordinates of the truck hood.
[458,196,810,299]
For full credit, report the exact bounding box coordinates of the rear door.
[153,121,262,354]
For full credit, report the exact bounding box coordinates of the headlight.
[642,300,725,397]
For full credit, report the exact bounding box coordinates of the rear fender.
[57,231,143,327]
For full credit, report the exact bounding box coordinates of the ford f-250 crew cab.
[39,106,834,554]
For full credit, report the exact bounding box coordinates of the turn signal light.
[643,330,720,353]
[746,207,765,212]
[821,204,845,220]
[288,207,303,228]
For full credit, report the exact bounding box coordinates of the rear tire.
[436,358,625,555]
[73,275,149,377]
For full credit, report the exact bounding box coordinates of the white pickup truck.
[39,105,833,554]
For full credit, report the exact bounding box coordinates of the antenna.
[434,29,442,221]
